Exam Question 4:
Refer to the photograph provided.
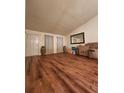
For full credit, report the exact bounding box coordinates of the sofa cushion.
[85,42,98,49]
[77,45,89,56]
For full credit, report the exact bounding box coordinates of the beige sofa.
[77,42,98,59]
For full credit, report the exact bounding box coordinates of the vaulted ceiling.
[26,0,97,35]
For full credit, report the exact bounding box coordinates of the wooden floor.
[25,53,98,93]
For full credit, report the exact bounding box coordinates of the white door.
[25,33,40,56]
[45,35,54,54]
[57,37,63,53]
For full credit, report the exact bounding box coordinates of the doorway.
[45,35,54,54]
[25,33,40,56]
[57,37,63,53]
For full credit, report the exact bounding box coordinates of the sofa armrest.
[89,49,98,59]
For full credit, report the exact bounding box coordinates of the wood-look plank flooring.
[25,53,98,93]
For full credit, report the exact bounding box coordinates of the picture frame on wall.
[70,32,85,44]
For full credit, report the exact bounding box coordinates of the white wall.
[66,15,98,48]
[25,15,97,56]
[25,29,66,56]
